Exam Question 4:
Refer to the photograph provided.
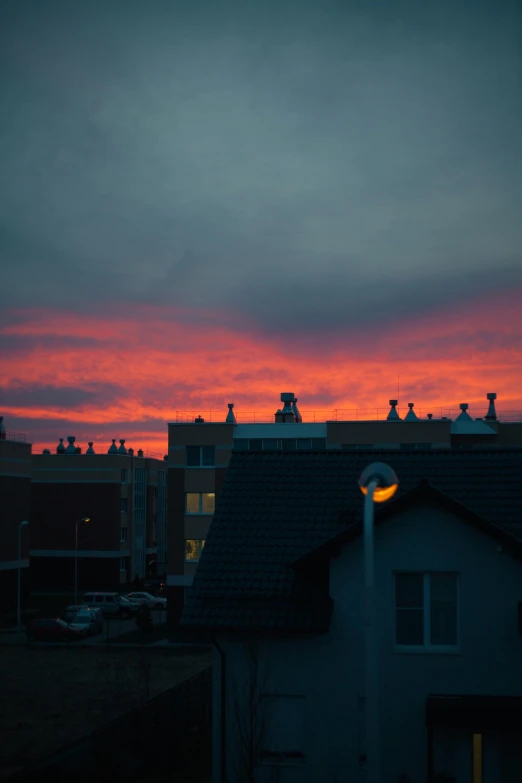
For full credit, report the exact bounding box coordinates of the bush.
[135,604,153,633]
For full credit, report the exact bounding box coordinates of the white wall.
[213,504,522,782]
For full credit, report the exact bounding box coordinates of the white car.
[126,592,167,610]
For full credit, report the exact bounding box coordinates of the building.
[181,447,522,782]
[30,437,167,592]
[166,392,522,623]
[0,417,31,616]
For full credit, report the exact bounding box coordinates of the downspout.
[213,633,227,783]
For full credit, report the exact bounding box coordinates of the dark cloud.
[0,383,122,409]
[1,0,521,335]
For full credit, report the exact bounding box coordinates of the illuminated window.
[395,572,458,649]
[186,446,215,466]
[185,540,205,561]
[185,493,215,514]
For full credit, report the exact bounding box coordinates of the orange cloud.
[1,292,521,454]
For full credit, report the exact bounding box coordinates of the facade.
[166,392,522,624]
[181,448,522,783]
[0,421,31,615]
[30,438,167,591]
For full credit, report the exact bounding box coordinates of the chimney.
[108,439,118,454]
[195,416,205,423]
[0,416,5,440]
[427,413,433,420]
[86,442,95,454]
[404,403,418,422]
[42,449,51,454]
[138,449,144,457]
[387,400,401,421]
[456,403,472,422]
[75,446,82,454]
[226,403,237,424]
[292,398,302,423]
[128,447,134,456]
[57,438,65,454]
[485,392,497,421]
[65,436,76,454]
[280,393,296,423]
[274,408,284,423]
[118,439,127,455]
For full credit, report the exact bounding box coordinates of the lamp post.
[17,520,29,634]
[358,462,398,783]
[74,517,91,605]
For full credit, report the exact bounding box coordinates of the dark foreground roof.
[181,449,522,632]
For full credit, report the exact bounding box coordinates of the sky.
[1,0,521,454]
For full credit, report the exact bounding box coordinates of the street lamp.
[358,462,398,783]
[17,520,29,634]
[74,517,91,605]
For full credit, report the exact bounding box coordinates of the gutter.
[213,633,227,783]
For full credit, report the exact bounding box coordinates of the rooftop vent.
[86,442,95,454]
[128,447,134,456]
[195,416,205,423]
[404,402,419,422]
[427,413,433,420]
[42,449,51,454]
[56,438,65,454]
[75,446,81,454]
[485,392,497,421]
[137,449,144,457]
[387,400,401,421]
[118,439,127,455]
[226,403,236,424]
[0,416,5,440]
[277,393,296,423]
[108,439,118,454]
[65,436,76,454]
[292,397,302,423]
[456,403,472,422]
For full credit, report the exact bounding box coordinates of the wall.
[215,504,522,782]
[0,440,31,613]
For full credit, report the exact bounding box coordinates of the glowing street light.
[358,463,398,783]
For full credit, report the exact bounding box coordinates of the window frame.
[185,492,216,515]
[185,445,216,467]
[119,557,127,572]
[120,526,128,543]
[120,468,128,484]
[393,571,460,654]
[120,497,128,513]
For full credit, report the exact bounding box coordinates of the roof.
[181,448,522,633]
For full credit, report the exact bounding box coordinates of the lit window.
[186,446,215,466]
[120,527,128,543]
[120,497,128,513]
[395,573,458,649]
[185,493,215,514]
[185,540,205,561]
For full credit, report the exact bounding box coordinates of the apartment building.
[166,392,522,624]
[31,437,167,591]
[0,418,31,615]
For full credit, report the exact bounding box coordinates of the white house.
[181,448,522,782]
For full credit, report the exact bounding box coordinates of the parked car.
[83,592,135,618]
[63,604,83,623]
[26,618,84,643]
[118,595,140,614]
[69,608,104,635]
[126,591,167,610]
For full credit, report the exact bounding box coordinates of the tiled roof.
[181,448,522,631]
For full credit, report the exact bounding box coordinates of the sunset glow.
[2,292,521,455]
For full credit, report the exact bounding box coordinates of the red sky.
[2,291,521,455]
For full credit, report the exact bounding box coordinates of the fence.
[10,666,212,782]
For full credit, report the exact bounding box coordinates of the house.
[167,392,522,625]
[30,437,167,590]
[181,448,522,782]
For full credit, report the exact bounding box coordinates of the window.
[282,439,296,450]
[395,572,458,649]
[263,439,278,450]
[296,438,312,450]
[260,695,307,764]
[121,468,128,483]
[120,497,128,513]
[249,439,262,451]
[311,438,326,450]
[234,439,249,450]
[186,446,215,466]
[185,493,215,514]
[120,557,127,571]
[185,539,205,561]
[120,527,128,543]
